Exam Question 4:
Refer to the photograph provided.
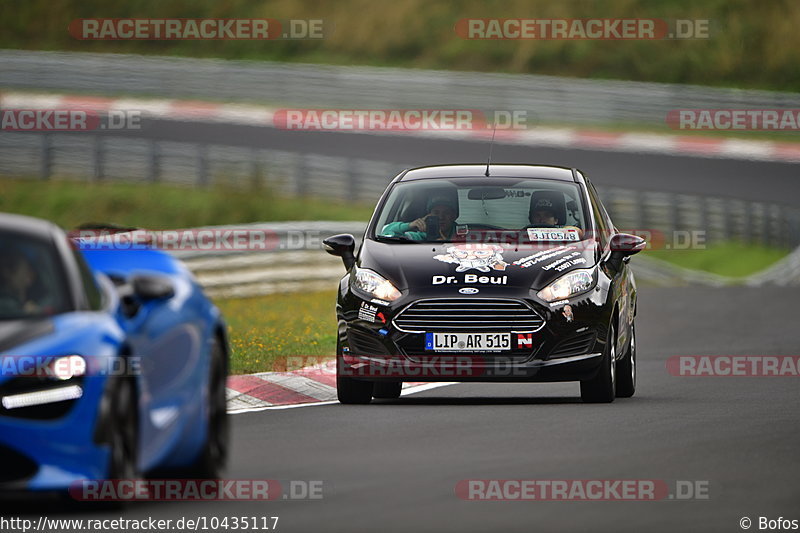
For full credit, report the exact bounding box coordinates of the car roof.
[398,164,578,182]
[0,212,61,241]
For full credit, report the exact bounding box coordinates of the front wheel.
[336,341,372,404]
[107,379,139,480]
[184,336,229,478]
[580,323,617,403]
[615,322,636,398]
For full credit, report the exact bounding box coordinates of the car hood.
[0,318,55,354]
[359,239,598,291]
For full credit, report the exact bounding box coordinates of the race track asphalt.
[8,285,799,533]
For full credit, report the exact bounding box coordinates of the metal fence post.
[197,144,209,186]
[761,204,775,245]
[149,140,160,182]
[40,134,51,180]
[92,135,104,181]
[347,158,358,200]
[670,192,680,235]
[722,198,733,242]
[699,195,710,245]
[743,201,753,244]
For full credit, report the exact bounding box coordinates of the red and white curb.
[3,92,800,163]
[225,359,453,413]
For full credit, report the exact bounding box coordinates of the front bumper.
[0,375,111,492]
[339,285,612,383]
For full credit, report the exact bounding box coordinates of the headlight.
[537,268,596,302]
[48,355,87,380]
[353,268,402,301]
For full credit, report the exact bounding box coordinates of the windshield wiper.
[374,235,417,243]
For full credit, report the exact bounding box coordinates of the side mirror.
[131,274,175,301]
[323,234,356,270]
[607,233,646,270]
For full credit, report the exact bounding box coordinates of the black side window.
[593,184,616,232]
[586,181,609,249]
[72,250,103,311]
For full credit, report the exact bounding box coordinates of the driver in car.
[381,196,458,241]
[530,199,559,226]
[0,247,44,315]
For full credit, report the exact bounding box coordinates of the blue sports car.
[0,213,229,494]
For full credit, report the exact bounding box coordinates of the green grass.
[643,241,788,278]
[2,0,799,91]
[0,178,373,229]
[216,290,338,375]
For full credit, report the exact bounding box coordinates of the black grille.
[347,329,391,356]
[549,332,596,359]
[393,298,544,333]
[0,444,38,484]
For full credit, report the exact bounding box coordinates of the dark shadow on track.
[367,394,667,406]
[373,396,583,406]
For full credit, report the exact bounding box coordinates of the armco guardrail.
[3,50,800,126]
[2,127,799,248]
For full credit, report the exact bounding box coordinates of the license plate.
[527,227,581,241]
[425,333,511,352]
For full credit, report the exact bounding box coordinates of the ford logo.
[459,287,479,295]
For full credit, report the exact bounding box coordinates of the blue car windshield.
[0,233,71,320]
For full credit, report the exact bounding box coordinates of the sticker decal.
[434,244,508,273]
[513,245,576,269]
[432,275,508,285]
[542,252,586,272]
[358,303,379,322]
[516,333,533,348]
[562,304,574,323]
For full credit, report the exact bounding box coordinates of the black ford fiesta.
[323,164,645,404]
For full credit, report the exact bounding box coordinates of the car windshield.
[373,177,589,243]
[0,232,71,320]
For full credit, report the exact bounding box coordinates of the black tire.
[616,321,636,398]
[84,378,138,509]
[580,323,617,403]
[107,379,139,480]
[184,336,229,478]
[336,341,372,404]
[372,381,402,399]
